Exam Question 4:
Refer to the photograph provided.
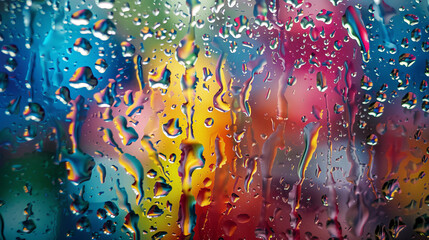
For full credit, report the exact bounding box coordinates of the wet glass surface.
[0,0,429,239]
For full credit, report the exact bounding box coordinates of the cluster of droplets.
[1,0,429,239]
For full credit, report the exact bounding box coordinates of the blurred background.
[0,0,428,239]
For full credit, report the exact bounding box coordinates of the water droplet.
[121,41,135,57]
[104,201,119,218]
[5,58,17,72]
[411,28,422,42]
[342,6,370,62]
[1,44,18,57]
[114,116,139,146]
[102,220,116,235]
[361,75,373,90]
[148,65,171,89]
[96,0,115,9]
[70,187,89,215]
[204,118,214,127]
[399,53,416,67]
[0,72,8,92]
[389,216,406,238]
[401,92,417,109]
[154,180,172,198]
[382,179,400,200]
[73,38,92,56]
[23,103,45,122]
[147,205,164,218]
[300,16,315,29]
[21,219,36,233]
[152,231,168,240]
[316,72,327,92]
[316,9,333,24]
[97,208,107,220]
[404,14,419,25]
[71,9,92,26]
[95,58,108,74]
[93,19,116,41]
[366,134,378,146]
[333,104,344,114]
[76,216,90,231]
[368,102,384,117]
[69,67,98,90]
